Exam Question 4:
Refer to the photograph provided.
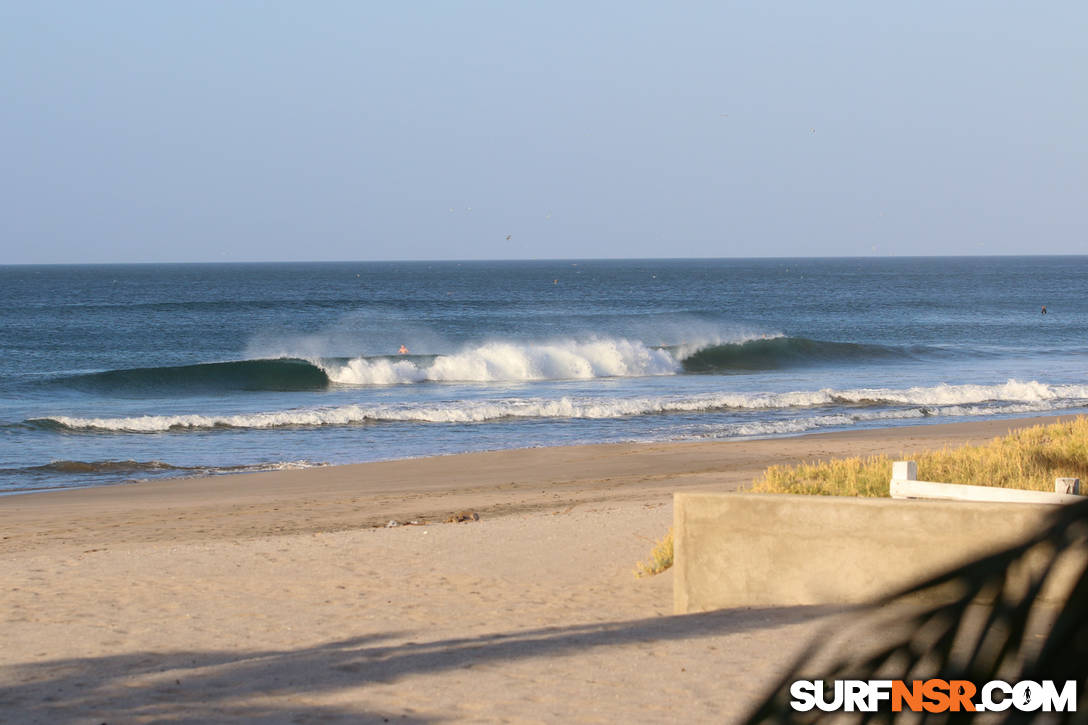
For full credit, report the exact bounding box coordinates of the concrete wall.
[674,493,1081,614]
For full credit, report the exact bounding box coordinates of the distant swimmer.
[398,345,409,354]
[1042,306,1047,315]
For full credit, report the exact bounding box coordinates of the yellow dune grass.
[634,528,674,578]
[751,417,1088,497]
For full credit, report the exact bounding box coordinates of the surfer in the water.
[398,345,409,355]
[1042,306,1047,315]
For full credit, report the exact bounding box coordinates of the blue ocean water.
[2,257,1087,493]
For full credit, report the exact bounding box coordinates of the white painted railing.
[890,461,1082,505]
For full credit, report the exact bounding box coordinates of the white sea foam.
[318,337,686,385]
[36,379,1088,432]
[244,460,329,472]
[324,357,428,385]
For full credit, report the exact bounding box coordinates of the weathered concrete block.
[674,493,1082,614]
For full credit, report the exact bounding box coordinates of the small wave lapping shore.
[0,458,326,480]
[0,459,328,494]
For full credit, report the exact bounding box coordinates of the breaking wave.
[320,338,681,385]
[29,380,1088,433]
[52,335,938,393]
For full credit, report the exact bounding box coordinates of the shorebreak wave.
[30,380,1088,433]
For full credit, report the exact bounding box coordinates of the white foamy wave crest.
[833,380,1084,406]
[35,379,1088,432]
[320,338,682,384]
[42,398,690,431]
[325,358,427,385]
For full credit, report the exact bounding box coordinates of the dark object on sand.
[446,510,480,523]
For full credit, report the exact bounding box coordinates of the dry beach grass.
[752,416,1088,498]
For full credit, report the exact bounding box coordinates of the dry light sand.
[0,416,1073,723]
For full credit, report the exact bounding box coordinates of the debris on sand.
[385,518,427,528]
[445,510,480,523]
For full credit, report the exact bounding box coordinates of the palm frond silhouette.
[745,498,1088,723]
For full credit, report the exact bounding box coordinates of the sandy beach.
[0,415,1074,723]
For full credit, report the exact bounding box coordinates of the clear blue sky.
[2,1,1085,263]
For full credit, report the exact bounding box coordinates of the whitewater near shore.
[0,416,1070,723]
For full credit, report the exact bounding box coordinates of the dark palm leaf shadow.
[745,497,1088,724]
[2,605,841,723]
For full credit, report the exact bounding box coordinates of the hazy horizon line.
[5,252,1088,268]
